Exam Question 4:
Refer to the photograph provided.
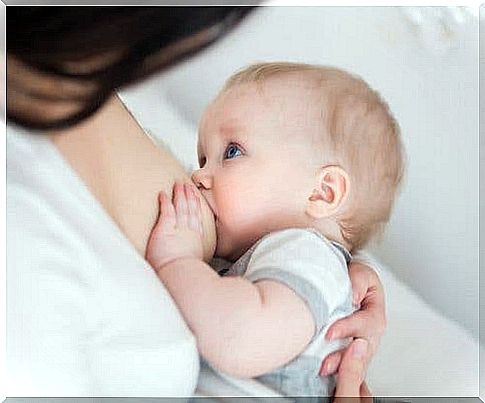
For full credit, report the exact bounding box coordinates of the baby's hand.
[146,182,204,272]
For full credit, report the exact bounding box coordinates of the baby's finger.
[173,182,188,228]
[188,184,204,235]
[320,348,344,376]
[195,188,204,235]
[158,191,176,231]
[185,184,200,232]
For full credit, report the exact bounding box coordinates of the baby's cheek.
[219,192,250,227]
[218,192,264,242]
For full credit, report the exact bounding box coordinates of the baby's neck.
[225,217,352,263]
[312,218,352,253]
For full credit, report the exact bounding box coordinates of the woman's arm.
[146,183,314,378]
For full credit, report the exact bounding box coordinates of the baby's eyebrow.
[219,120,244,138]
[220,125,235,136]
[220,125,250,147]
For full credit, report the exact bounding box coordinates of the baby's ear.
[305,165,350,219]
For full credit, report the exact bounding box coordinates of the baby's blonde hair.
[222,62,405,250]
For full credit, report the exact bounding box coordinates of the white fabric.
[6,125,200,397]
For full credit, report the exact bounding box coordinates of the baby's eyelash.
[223,142,244,160]
[227,142,245,153]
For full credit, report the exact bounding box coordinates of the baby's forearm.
[156,259,313,377]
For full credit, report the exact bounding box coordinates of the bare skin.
[49,95,216,261]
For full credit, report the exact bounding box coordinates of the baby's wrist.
[155,255,202,276]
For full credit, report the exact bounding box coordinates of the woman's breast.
[50,95,216,261]
[105,140,217,261]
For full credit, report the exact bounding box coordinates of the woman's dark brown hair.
[7,6,255,130]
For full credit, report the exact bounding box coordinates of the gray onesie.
[214,228,354,398]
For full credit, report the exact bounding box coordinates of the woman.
[7,6,385,398]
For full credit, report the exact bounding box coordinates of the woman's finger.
[327,309,370,341]
[327,314,382,363]
[173,182,188,228]
[320,348,343,376]
[334,338,368,399]
[348,262,372,306]
[360,381,372,398]
[327,294,385,342]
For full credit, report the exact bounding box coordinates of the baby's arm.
[146,183,314,378]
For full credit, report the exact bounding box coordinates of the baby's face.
[192,79,324,261]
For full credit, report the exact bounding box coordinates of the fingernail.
[324,360,337,376]
[351,339,368,359]
[327,329,339,340]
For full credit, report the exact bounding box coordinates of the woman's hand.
[333,339,373,402]
[146,182,204,271]
[320,262,386,376]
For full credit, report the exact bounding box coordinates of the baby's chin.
[214,231,251,262]
[214,245,242,263]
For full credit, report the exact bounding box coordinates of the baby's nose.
[191,168,213,190]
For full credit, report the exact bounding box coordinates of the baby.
[146,62,405,397]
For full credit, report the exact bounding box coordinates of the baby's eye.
[223,143,243,160]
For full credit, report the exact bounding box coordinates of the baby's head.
[193,62,405,261]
